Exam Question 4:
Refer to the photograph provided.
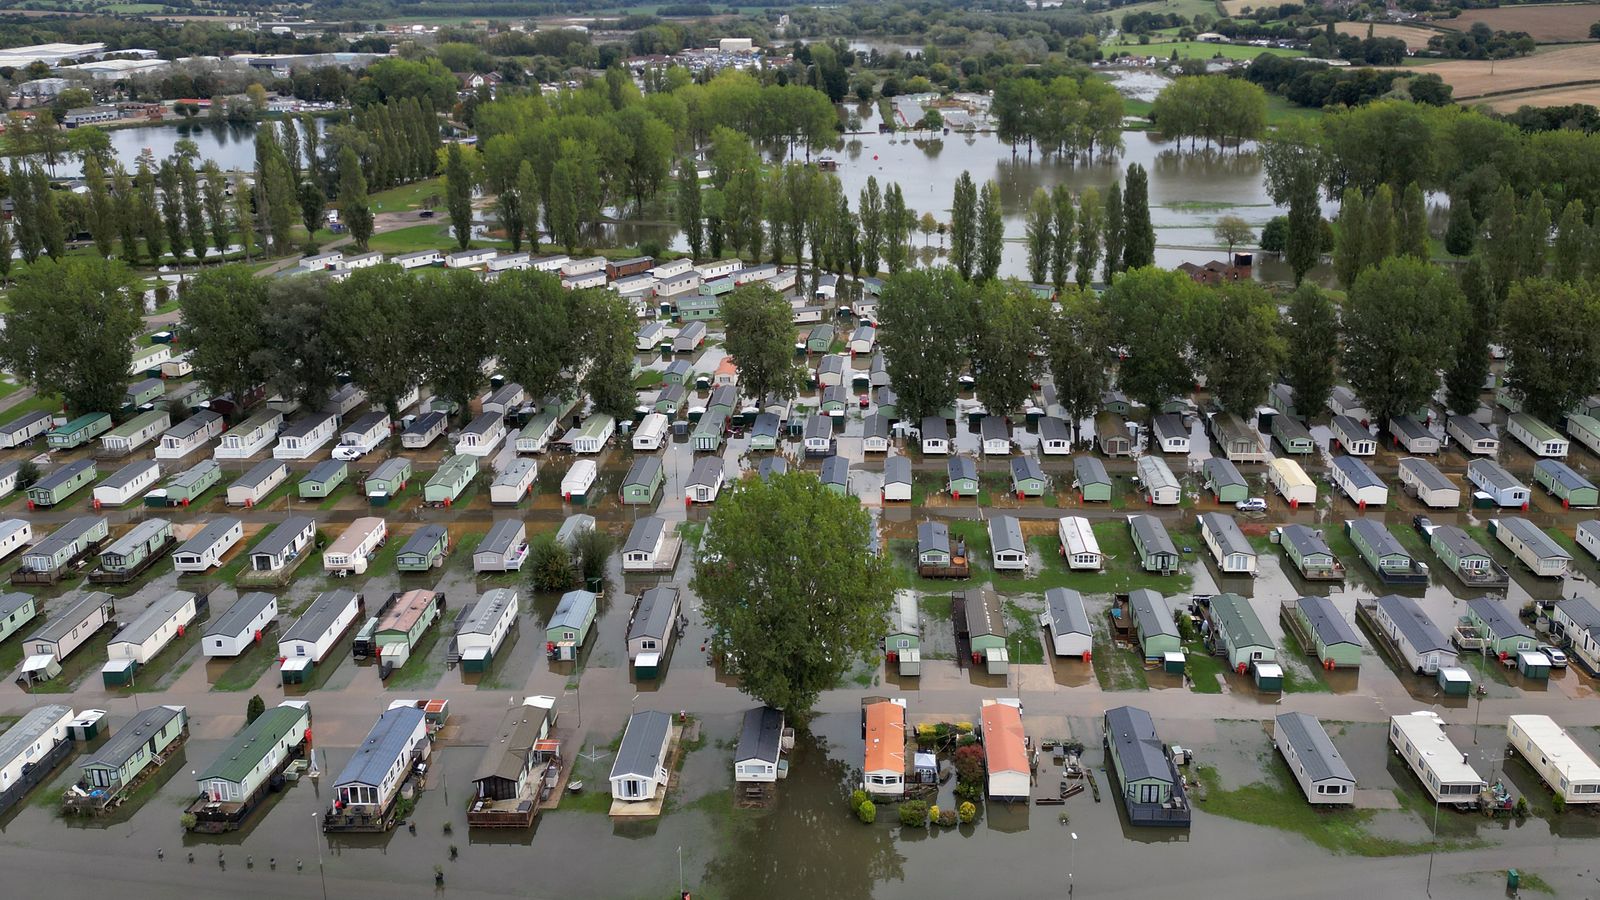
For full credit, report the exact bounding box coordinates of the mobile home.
[1288,594,1363,668]
[1150,413,1189,454]
[324,706,428,831]
[425,454,478,506]
[1507,413,1568,458]
[473,520,527,574]
[0,410,52,448]
[1389,712,1484,808]
[1010,455,1047,498]
[21,592,115,679]
[988,515,1026,572]
[1534,458,1598,508]
[1328,386,1367,420]
[673,321,706,353]
[1467,459,1530,508]
[734,707,786,784]
[1057,516,1103,570]
[608,710,673,804]
[0,520,30,565]
[1039,416,1071,455]
[1506,716,1600,805]
[148,458,222,508]
[882,456,912,503]
[1043,587,1093,657]
[15,517,108,583]
[1103,705,1190,827]
[633,413,668,451]
[26,459,96,508]
[273,412,338,460]
[172,517,244,572]
[571,414,615,455]
[961,587,1010,674]
[561,459,597,503]
[101,590,198,686]
[332,411,390,460]
[155,411,224,459]
[1137,455,1181,506]
[278,589,363,682]
[622,516,676,572]
[394,525,449,572]
[1447,415,1498,456]
[886,593,920,676]
[455,588,518,674]
[363,457,412,505]
[1096,413,1133,457]
[691,410,727,452]
[47,413,111,450]
[1388,416,1439,454]
[947,455,978,497]
[93,459,160,508]
[1398,457,1460,509]
[1580,520,1600,562]
[0,704,73,813]
[686,456,726,503]
[93,518,174,581]
[1074,456,1114,503]
[1552,597,1600,673]
[1277,524,1342,581]
[228,459,288,507]
[1198,513,1257,575]
[188,702,309,832]
[1330,415,1376,456]
[627,585,680,673]
[455,412,506,457]
[1206,592,1274,671]
[1568,414,1600,457]
[214,409,282,459]
[1203,457,1249,505]
[1209,412,1266,463]
[620,456,664,506]
[1130,515,1179,575]
[75,706,188,805]
[1267,457,1317,508]
[1373,595,1456,674]
[1275,712,1355,806]
[297,459,348,500]
[1271,414,1315,455]
[982,702,1029,800]
[203,592,278,657]
[374,589,442,667]
[401,411,448,449]
[749,413,781,452]
[488,458,536,506]
[546,589,597,659]
[1330,456,1388,508]
[1430,525,1507,588]
[804,413,833,456]
[0,593,39,647]
[1346,518,1426,583]
[323,517,386,576]
[1466,597,1536,656]
[920,416,950,455]
[980,416,1011,456]
[0,462,18,502]
[1492,517,1571,577]
[248,516,316,576]
[862,700,906,797]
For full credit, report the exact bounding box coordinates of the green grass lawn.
[1112,38,1305,60]
[210,640,279,692]
[366,223,508,255]
[368,178,445,214]
[383,625,445,691]
[1183,641,1225,693]
[1003,600,1044,664]
[1091,616,1150,692]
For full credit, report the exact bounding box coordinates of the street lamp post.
[1425,792,1440,897]
[1069,831,1078,895]
[313,811,329,900]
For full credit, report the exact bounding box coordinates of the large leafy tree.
[1502,276,1600,422]
[1193,281,1284,418]
[1343,256,1464,423]
[1121,163,1155,270]
[1281,282,1339,417]
[1260,121,1324,283]
[0,257,140,414]
[692,472,893,718]
[1444,256,1496,415]
[1046,289,1109,445]
[722,283,800,404]
[326,265,425,418]
[971,280,1045,416]
[949,171,977,280]
[876,267,972,421]
[1100,266,1199,414]
[488,269,579,403]
[263,276,339,407]
[415,269,493,414]
[176,265,274,418]
[574,287,638,421]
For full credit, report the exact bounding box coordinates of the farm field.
[1410,41,1600,101]
[1333,21,1440,51]
[1110,0,1223,21]
[1110,38,1305,60]
[1440,3,1600,43]
[1483,83,1600,110]
[1219,0,1296,15]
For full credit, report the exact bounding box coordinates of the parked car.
[1413,515,1436,537]
[1538,644,1568,668]
[859,393,870,409]
[419,209,435,218]
[1235,497,1266,512]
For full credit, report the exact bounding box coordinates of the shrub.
[956,733,978,746]
[856,799,876,824]
[928,804,940,821]
[958,801,977,824]
[897,800,929,827]
[953,744,986,784]
[245,694,265,724]
[954,781,983,801]
[179,812,197,830]
[938,808,957,827]
[1553,794,1567,814]
[528,535,577,592]
[849,789,869,811]
[574,526,615,584]
[14,460,39,491]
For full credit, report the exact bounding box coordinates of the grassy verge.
[1090,615,1149,692]
[1183,641,1225,694]
[1003,600,1044,665]
[210,641,279,692]
[383,624,445,691]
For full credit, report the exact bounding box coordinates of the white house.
[481,383,526,416]
[1389,712,1484,808]
[323,517,386,576]
[21,592,114,676]
[1275,712,1355,807]
[1447,415,1498,456]
[215,409,283,459]
[531,254,570,272]
[0,519,31,562]
[1267,457,1317,509]
[1467,459,1529,508]
[1042,587,1093,657]
[1330,455,1387,507]
[1374,594,1456,675]
[1507,715,1600,805]
[203,591,278,657]
[172,518,244,573]
[1387,416,1439,454]
[1330,415,1376,456]
[1057,516,1103,570]
[1150,413,1189,454]
[249,516,316,574]
[561,459,597,501]
[455,412,506,457]
[1328,386,1367,420]
[401,410,448,449]
[455,588,518,672]
[278,589,362,679]
[332,411,390,460]
[489,458,537,505]
[156,411,225,459]
[734,707,785,784]
[862,699,906,797]
[988,515,1027,571]
[633,413,668,451]
[609,710,673,802]
[273,412,339,460]
[329,706,428,820]
[102,590,197,680]
[94,459,161,508]
[445,248,496,269]
[685,457,725,504]
[1137,455,1181,506]
[227,459,289,507]
[1493,517,1571,578]
[1398,457,1460,509]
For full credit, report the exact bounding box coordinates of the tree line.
[1148,76,1268,152]
[1012,163,1156,288]
[991,74,1125,160]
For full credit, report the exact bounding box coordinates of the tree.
[950,171,978,280]
[327,265,428,417]
[233,179,256,262]
[112,163,140,264]
[415,270,492,414]
[1212,215,1254,256]
[1444,196,1475,257]
[246,695,266,725]
[692,472,893,718]
[262,277,338,406]
[975,181,1003,281]
[83,157,116,258]
[338,146,374,252]
[1515,191,1550,281]
[1365,184,1396,268]
[1102,181,1123,283]
[31,166,63,261]
[1482,185,1520,300]
[676,157,703,258]
[1343,256,1464,423]
[1260,121,1323,284]
[1049,185,1075,290]
[972,281,1044,416]
[10,161,38,265]
[575,288,640,421]
[299,180,325,239]
[1397,182,1428,260]
[1333,188,1368,289]
[176,266,273,417]
[529,535,577,592]
[488,269,578,403]
[1444,256,1495,415]
[1102,267,1201,413]
[1282,283,1339,416]
[1046,290,1108,444]
[516,161,541,252]
[0,221,13,285]
[0,257,141,414]
[859,178,883,276]
[1553,200,1588,283]
[446,143,474,250]
[1122,164,1155,270]
[1502,277,1600,422]
[877,268,972,421]
[882,183,910,274]
[1194,282,1284,417]
[1074,188,1102,289]
[723,284,800,404]
[1023,188,1053,285]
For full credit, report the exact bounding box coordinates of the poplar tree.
[858,177,882,276]
[883,182,909,274]
[1366,183,1395,267]
[158,160,186,261]
[516,161,541,252]
[1024,187,1053,285]
[1101,181,1123,283]
[112,163,139,264]
[1050,185,1075,290]
[675,157,702,258]
[1332,188,1367,288]
[84,156,116,258]
[446,143,473,250]
[975,180,1003,281]
[9,161,38,264]
[339,146,374,252]
[1075,187,1102,289]
[1397,182,1428,260]
[180,157,207,263]
[950,171,977,280]
[32,166,63,261]
[201,161,230,259]
[1122,163,1155,269]
[1554,200,1588,283]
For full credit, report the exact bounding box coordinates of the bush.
[849,789,869,811]
[573,526,615,585]
[1553,794,1567,814]
[958,801,977,824]
[953,744,986,785]
[897,800,929,827]
[245,694,265,724]
[956,733,978,746]
[954,781,983,801]
[528,535,577,592]
[14,460,39,491]
[937,808,957,827]
[928,804,940,822]
[179,812,197,830]
[856,799,876,824]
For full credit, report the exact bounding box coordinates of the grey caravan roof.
[1399,458,1454,493]
[1467,596,1532,641]
[1497,516,1569,561]
[1332,455,1383,490]
[35,459,93,492]
[1074,455,1110,485]
[883,455,911,486]
[1198,513,1253,557]
[624,517,666,554]
[206,591,276,639]
[1348,518,1406,558]
[758,456,788,479]
[920,416,949,440]
[0,704,72,772]
[961,588,1005,639]
[113,591,194,646]
[1131,515,1178,557]
[1432,524,1490,561]
[478,520,524,557]
[628,586,679,643]
[610,710,673,778]
[333,706,426,788]
[0,591,32,620]
[102,459,159,491]
[1203,456,1246,490]
[736,706,783,765]
[403,411,447,439]
[687,456,723,488]
[1011,456,1044,483]
[29,592,112,644]
[235,458,286,489]
[981,416,1009,442]
[176,517,241,555]
[988,515,1025,556]
[1039,416,1069,444]
[1104,706,1172,784]
[1535,459,1593,492]
[1448,415,1493,443]
[1295,594,1362,648]
[803,413,830,441]
[555,514,595,548]
[459,588,516,637]
[917,521,949,556]
[1558,597,1600,641]
[820,456,849,487]
[254,517,314,558]
[624,455,663,487]
[279,411,336,440]
[104,518,169,556]
[1280,524,1332,559]
[862,414,889,440]
[369,457,410,484]
[343,410,389,438]
[1128,589,1179,640]
[283,590,359,643]
[33,516,105,559]
[948,456,977,482]
[1045,587,1091,637]
[752,413,779,439]
[1376,594,1449,653]
[1469,459,1522,492]
[83,705,184,771]
[1151,413,1185,443]
[1390,415,1431,441]
[399,524,448,556]
[1275,712,1355,784]
[304,459,344,485]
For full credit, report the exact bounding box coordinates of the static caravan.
[859,414,890,455]
[0,410,52,448]
[981,702,1029,800]
[862,699,907,797]
[817,354,848,388]
[363,457,412,505]
[1150,413,1189,454]
[456,588,518,673]
[686,456,725,504]
[561,459,597,502]
[947,455,978,498]
[401,411,448,449]
[622,516,676,572]
[561,255,606,278]
[0,704,72,812]
[156,411,224,459]
[609,710,674,804]
[1397,457,1460,509]
[76,706,188,807]
[0,461,20,502]
[490,458,537,505]
[531,253,570,273]
[395,525,450,572]
[248,516,316,575]
[988,515,1027,571]
[1268,458,1317,508]
[21,592,115,679]
[692,410,726,452]
[1466,597,1536,657]
[300,250,343,270]
[1207,593,1275,670]
[129,343,172,375]
[1130,515,1180,575]
[733,707,786,785]
[228,459,288,507]
[1103,705,1190,827]
[1373,594,1456,674]
[1057,516,1103,570]
[1430,525,1507,588]
[1289,594,1363,668]
[620,456,664,507]
[324,706,430,834]
[637,321,667,352]
[849,325,876,355]
[1568,414,1600,456]
[214,409,283,459]
[882,456,912,502]
[1507,413,1568,458]
[1209,412,1267,463]
[1204,457,1248,505]
[750,413,784,452]
[332,411,390,460]
[173,517,244,572]
[1096,413,1133,458]
[672,321,706,353]
[0,520,30,564]
[446,247,496,269]
[1137,455,1181,506]
[393,249,441,269]
[148,458,222,508]
[627,585,680,671]
[919,417,950,455]
[48,413,112,450]
[1581,520,1600,562]
[1534,458,1599,508]
[1043,587,1093,657]
[101,590,198,685]
[455,412,506,457]
[1330,416,1376,456]
[885,593,921,676]
[1492,516,1571,577]
[546,589,597,658]
[803,414,834,456]
[425,454,479,506]
[980,417,1012,456]
[374,589,443,667]
[1506,716,1600,805]
[1346,518,1426,584]
[650,258,692,280]
[93,459,160,508]
[1272,414,1315,455]
[273,412,338,460]
[94,518,174,581]
[1388,416,1439,454]
[188,701,309,833]
[473,519,527,573]
[633,413,668,451]
[1010,456,1047,497]
[1328,386,1368,420]
[1330,456,1388,508]
[278,589,363,682]
[1389,712,1484,809]
[297,459,348,500]
[26,459,97,508]
[1039,417,1071,455]
[15,516,108,582]
[1275,713,1355,806]
[1198,513,1257,575]
[1467,459,1529,508]
[1447,415,1498,456]
[571,414,615,455]
[962,588,1010,674]
[1553,597,1600,672]
[323,517,386,576]
[805,324,835,355]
